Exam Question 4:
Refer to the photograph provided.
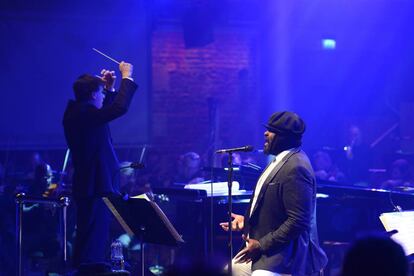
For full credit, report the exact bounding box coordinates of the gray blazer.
[244,149,328,275]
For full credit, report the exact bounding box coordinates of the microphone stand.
[226,152,234,275]
[216,145,253,275]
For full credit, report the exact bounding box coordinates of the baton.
[92,48,120,64]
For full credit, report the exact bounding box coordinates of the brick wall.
[151,25,261,164]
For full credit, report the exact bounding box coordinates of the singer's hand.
[234,235,261,264]
[100,69,116,91]
[119,61,133,79]
[220,213,244,231]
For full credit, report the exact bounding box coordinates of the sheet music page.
[184,181,240,196]
[102,197,134,236]
[379,211,414,255]
[130,193,150,201]
[149,201,184,243]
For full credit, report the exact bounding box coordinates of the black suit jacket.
[244,149,327,275]
[63,79,138,199]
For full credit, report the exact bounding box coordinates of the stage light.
[322,38,336,50]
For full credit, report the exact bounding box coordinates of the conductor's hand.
[119,61,133,79]
[100,69,116,91]
[220,213,244,231]
[234,235,261,264]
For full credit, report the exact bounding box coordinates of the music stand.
[380,210,414,256]
[103,195,184,275]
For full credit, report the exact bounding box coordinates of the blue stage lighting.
[322,39,336,50]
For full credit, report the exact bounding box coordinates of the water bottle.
[110,239,125,271]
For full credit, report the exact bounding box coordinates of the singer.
[63,61,137,268]
[220,111,327,276]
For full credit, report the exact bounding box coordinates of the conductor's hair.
[73,74,104,102]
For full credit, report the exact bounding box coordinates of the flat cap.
[264,111,306,136]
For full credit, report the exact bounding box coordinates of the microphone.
[119,162,145,170]
[216,145,254,154]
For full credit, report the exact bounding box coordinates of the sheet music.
[184,181,240,196]
[130,193,150,201]
[379,211,414,255]
[149,201,184,243]
[131,194,183,242]
[103,197,134,236]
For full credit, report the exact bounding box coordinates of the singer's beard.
[265,135,302,156]
[264,140,271,155]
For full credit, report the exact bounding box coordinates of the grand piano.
[152,180,414,273]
